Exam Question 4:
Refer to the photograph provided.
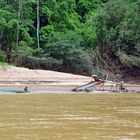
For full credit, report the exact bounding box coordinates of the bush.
[20,56,62,71]
[32,48,44,57]
[50,45,94,75]
[117,51,140,67]
[12,45,34,65]
[0,50,6,62]
[40,29,96,75]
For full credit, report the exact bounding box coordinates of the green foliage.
[117,51,140,67]
[12,41,34,65]
[20,56,62,71]
[0,61,10,67]
[17,41,34,56]
[43,30,94,75]
[0,6,18,44]
[76,0,102,21]
[0,50,6,62]
[95,0,140,67]
[77,22,97,49]
[0,0,139,76]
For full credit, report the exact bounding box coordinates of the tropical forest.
[0,0,140,81]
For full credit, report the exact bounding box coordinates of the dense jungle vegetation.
[0,0,140,80]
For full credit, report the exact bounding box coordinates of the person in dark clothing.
[24,87,28,92]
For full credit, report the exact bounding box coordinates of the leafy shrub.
[20,56,62,71]
[12,43,34,65]
[0,50,6,62]
[49,44,94,75]
[32,48,44,57]
[42,30,95,75]
[117,51,140,67]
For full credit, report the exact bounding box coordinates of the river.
[0,93,140,140]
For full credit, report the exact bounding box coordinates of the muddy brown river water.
[0,93,140,140]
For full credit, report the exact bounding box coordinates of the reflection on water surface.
[0,93,140,140]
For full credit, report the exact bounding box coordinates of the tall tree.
[16,0,23,46]
[36,0,40,48]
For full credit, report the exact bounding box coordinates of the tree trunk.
[0,28,4,41]
[72,81,104,92]
[37,0,40,48]
[6,45,12,64]
[16,1,23,46]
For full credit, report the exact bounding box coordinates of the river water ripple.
[0,93,140,140]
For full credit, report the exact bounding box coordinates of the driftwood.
[72,81,97,92]
[72,75,105,92]
[72,75,128,92]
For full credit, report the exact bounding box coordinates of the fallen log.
[72,80,104,92]
[72,75,129,92]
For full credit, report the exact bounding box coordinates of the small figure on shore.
[117,80,128,92]
[119,80,124,90]
[24,87,28,92]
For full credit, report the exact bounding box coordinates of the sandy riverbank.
[0,66,140,93]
